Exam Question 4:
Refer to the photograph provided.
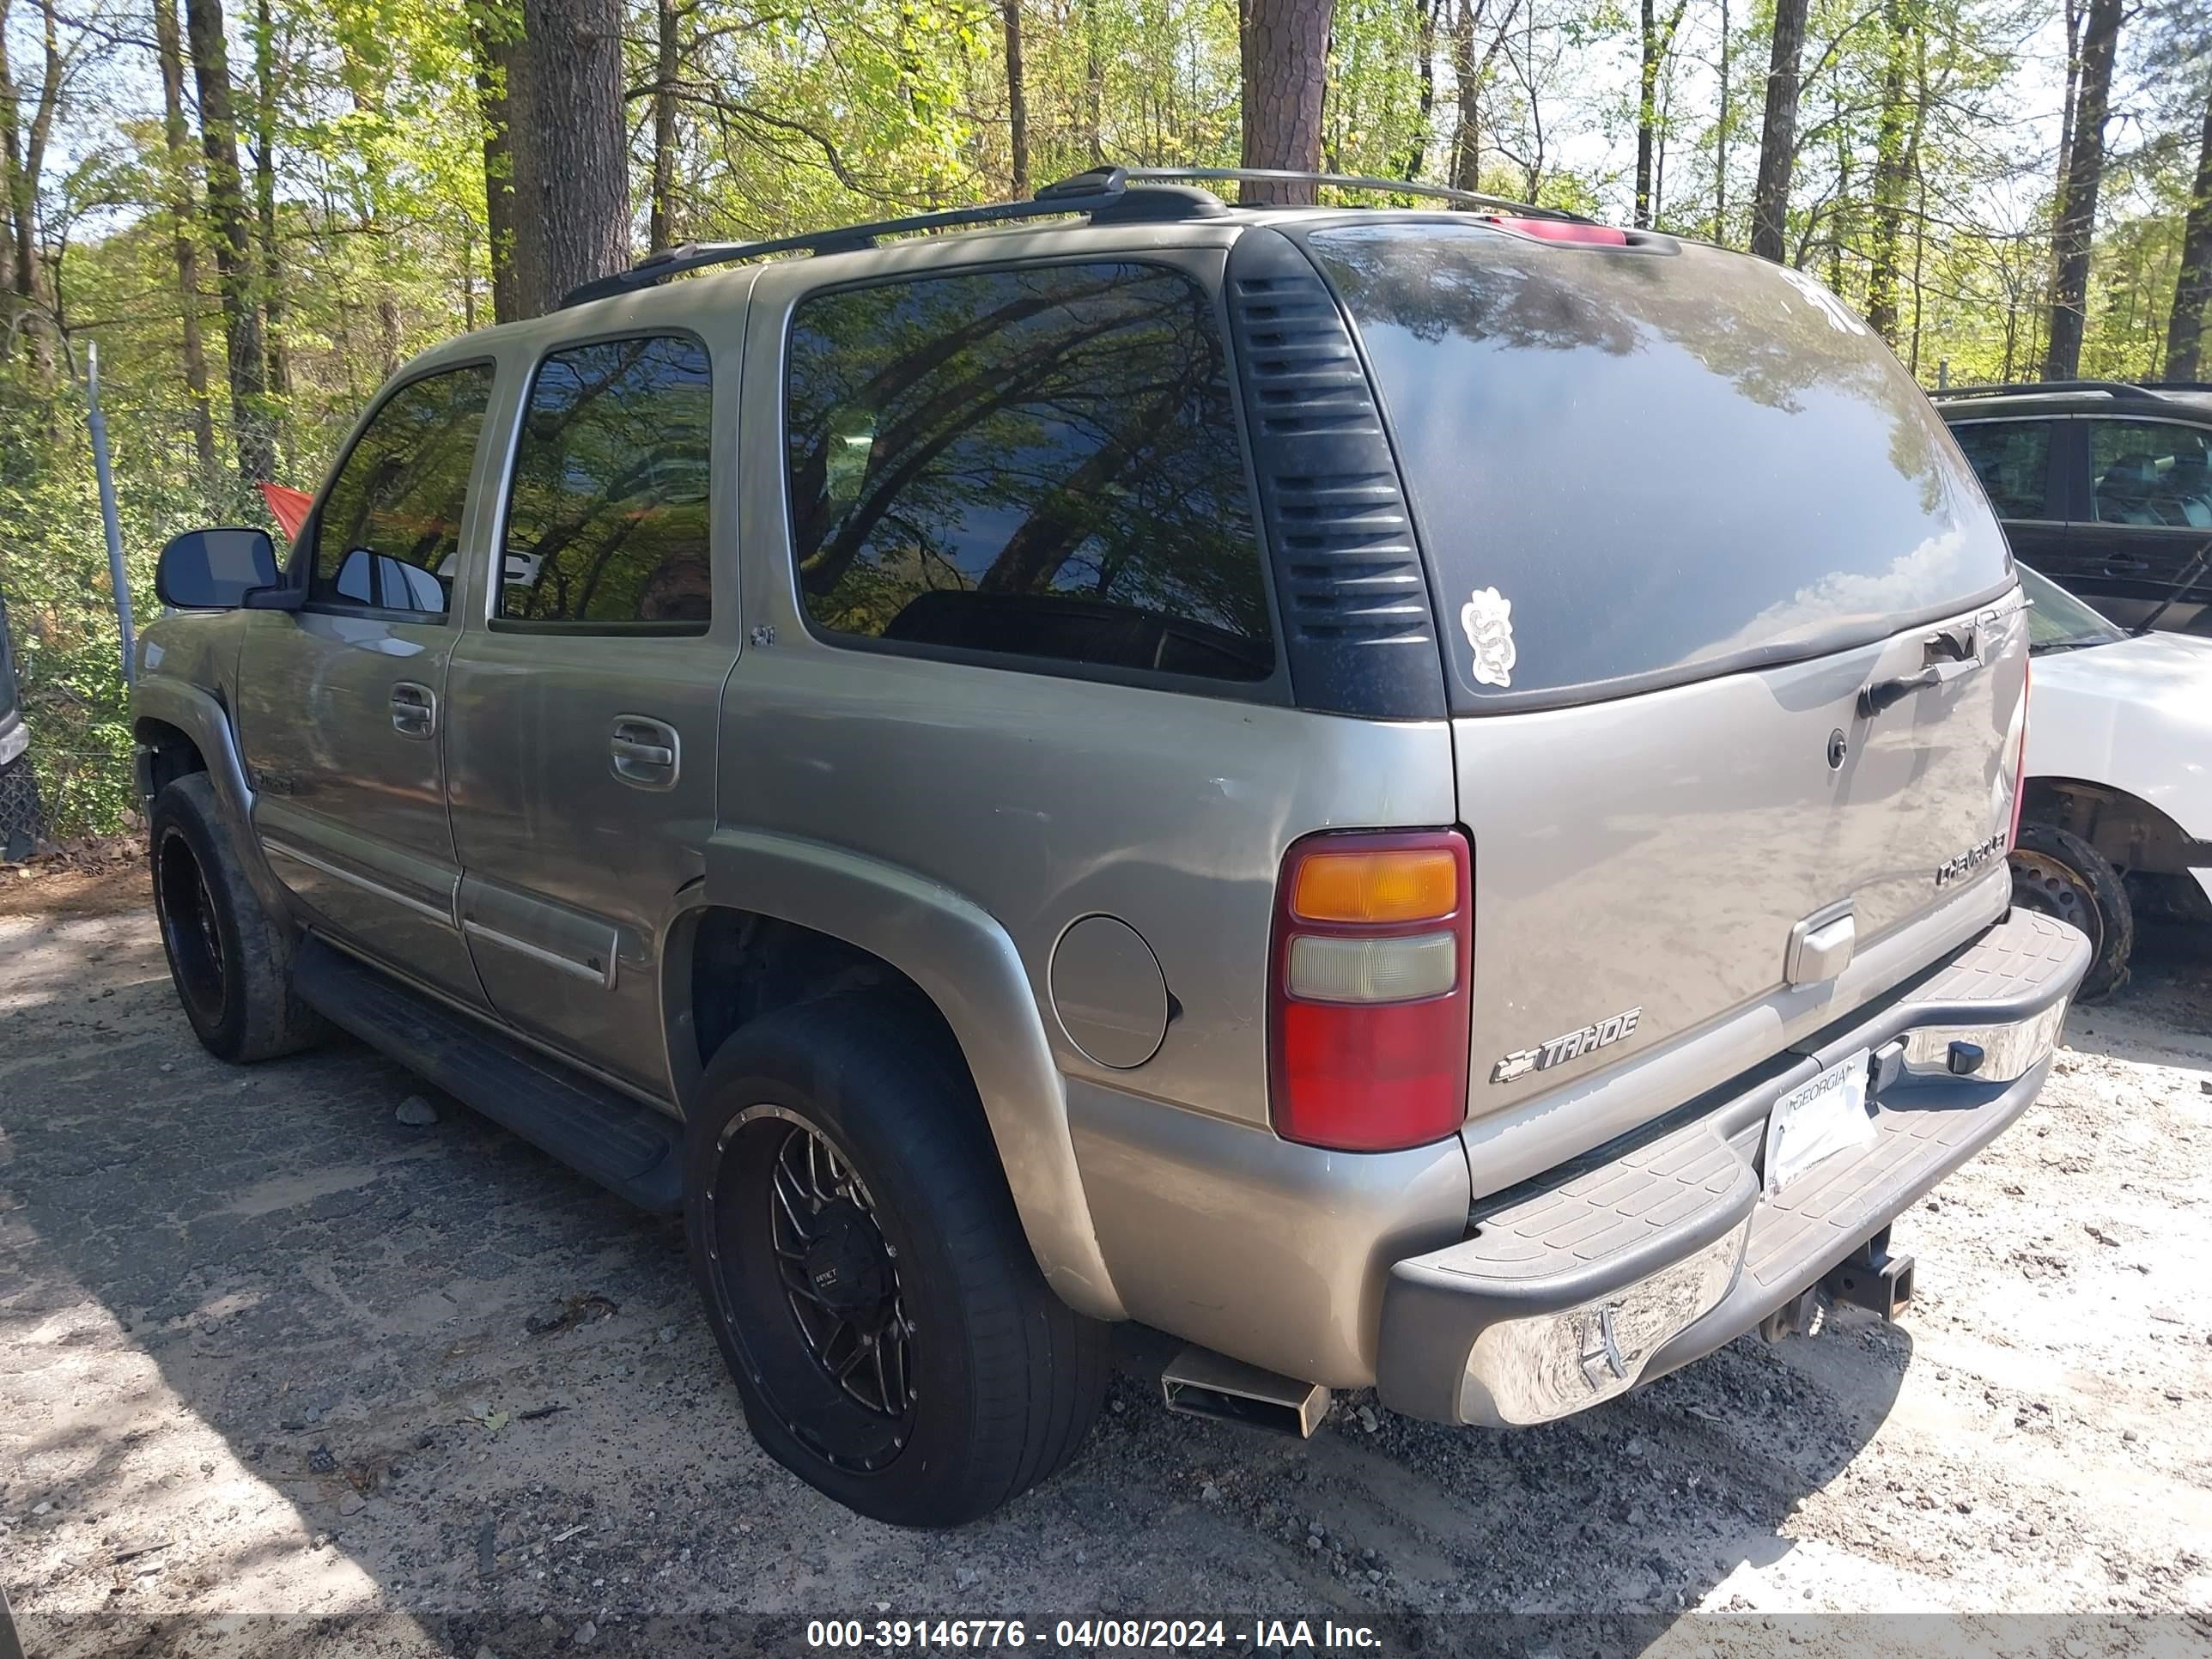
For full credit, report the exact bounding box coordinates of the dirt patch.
[0,835,147,921]
[3,896,2209,1657]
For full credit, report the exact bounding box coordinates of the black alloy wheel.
[701,1104,919,1475]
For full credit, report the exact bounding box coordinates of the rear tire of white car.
[2011,819,2133,1000]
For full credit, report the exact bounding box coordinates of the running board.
[1161,1346,1331,1437]
[293,937,683,1212]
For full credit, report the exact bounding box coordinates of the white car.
[2014,563,2212,996]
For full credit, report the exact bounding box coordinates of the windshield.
[1304,222,2013,708]
[2018,563,2124,654]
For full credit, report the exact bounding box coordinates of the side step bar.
[293,937,683,1212]
[1161,1346,1331,1437]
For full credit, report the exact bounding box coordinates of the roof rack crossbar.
[1929,379,2163,402]
[1118,166,1589,222]
[561,167,1139,307]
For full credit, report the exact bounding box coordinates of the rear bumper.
[1375,907,2089,1426]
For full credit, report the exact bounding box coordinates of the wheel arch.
[2023,775,2206,878]
[674,829,1125,1322]
[132,678,289,918]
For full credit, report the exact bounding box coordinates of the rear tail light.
[1480,216,1630,246]
[2008,659,2031,849]
[1269,830,1472,1152]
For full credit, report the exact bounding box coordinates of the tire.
[149,773,326,1061]
[684,994,1109,1527]
[2011,818,2134,1000]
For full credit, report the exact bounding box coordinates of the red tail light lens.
[1268,830,1472,1152]
[1480,216,1630,246]
[2008,659,2031,849]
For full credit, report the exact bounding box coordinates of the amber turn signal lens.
[1290,849,1459,924]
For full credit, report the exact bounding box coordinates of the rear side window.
[783,262,1273,683]
[2087,419,2212,527]
[501,335,714,626]
[311,365,494,617]
[1307,223,2014,705]
[1948,421,2054,520]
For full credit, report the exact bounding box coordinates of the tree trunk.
[1404,0,1437,180]
[1712,0,1729,241]
[1239,0,1332,202]
[0,0,63,380]
[154,0,218,483]
[508,0,629,317]
[1863,0,1914,343]
[0,0,59,305]
[1748,0,1806,262]
[2044,0,2122,381]
[1002,0,1030,197]
[2053,0,2080,236]
[472,3,521,323]
[2164,93,2212,383]
[1081,0,1103,162]
[185,0,275,485]
[1634,0,1688,228]
[649,0,678,248]
[1450,0,1478,192]
[253,0,289,416]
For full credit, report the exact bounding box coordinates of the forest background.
[3,0,2207,835]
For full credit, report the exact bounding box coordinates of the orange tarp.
[258,483,313,544]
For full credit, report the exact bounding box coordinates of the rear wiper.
[2130,536,2212,636]
[1858,623,1984,719]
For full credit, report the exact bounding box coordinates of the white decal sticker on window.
[1777,266,1867,336]
[1461,586,1517,688]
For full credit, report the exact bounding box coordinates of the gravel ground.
[3,869,2209,1658]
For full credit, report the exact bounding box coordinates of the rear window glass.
[783,262,1273,684]
[1306,223,2013,704]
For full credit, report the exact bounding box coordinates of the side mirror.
[155,527,284,611]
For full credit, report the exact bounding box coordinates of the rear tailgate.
[1304,222,2026,1182]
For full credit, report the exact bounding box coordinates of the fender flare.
[694,827,1127,1322]
[132,676,288,915]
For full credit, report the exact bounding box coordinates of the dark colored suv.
[1934,380,2212,636]
[0,588,39,861]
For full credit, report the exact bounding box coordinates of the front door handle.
[390,681,436,739]
[611,715,679,789]
[2102,555,2149,575]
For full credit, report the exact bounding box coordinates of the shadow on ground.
[5,885,2206,1657]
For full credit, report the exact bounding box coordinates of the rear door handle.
[611,715,679,789]
[2102,556,2149,574]
[390,681,436,739]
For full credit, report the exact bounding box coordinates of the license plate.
[1763,1048,1875,1195]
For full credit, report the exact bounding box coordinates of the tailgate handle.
[1857,627,1985,719]
[1785,906,1856,987]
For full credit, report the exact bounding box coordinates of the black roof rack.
[1116,167,1589,222]
[1929,379,2166,402]
[560,164,1588,307]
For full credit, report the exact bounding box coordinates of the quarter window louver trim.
[1224,230,1447,720]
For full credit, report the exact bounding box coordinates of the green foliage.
[0,0,2206,845]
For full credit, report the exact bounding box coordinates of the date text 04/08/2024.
[804,1619,1384,1650]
